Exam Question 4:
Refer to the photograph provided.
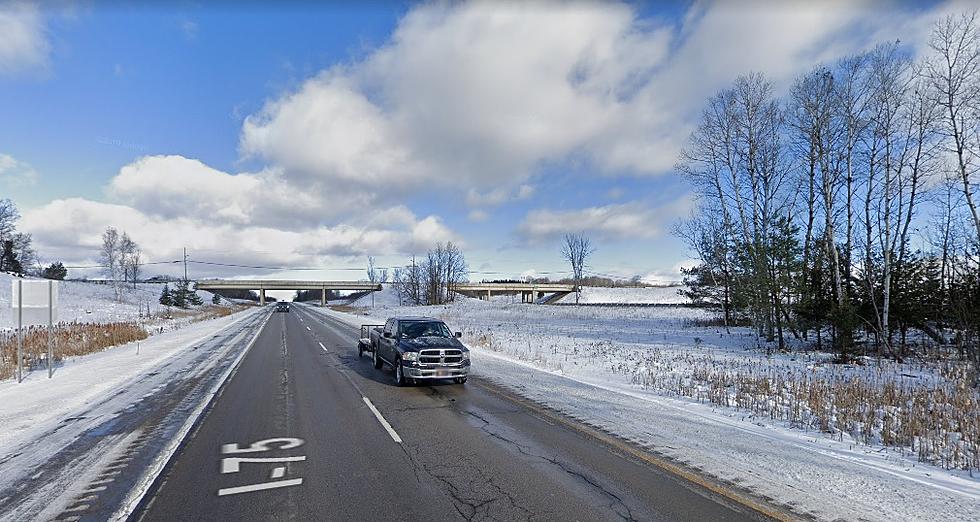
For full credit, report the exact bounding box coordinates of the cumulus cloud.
[0,2,49,76]
[238,0,951,203]
[517,200,689,244]
[24,155,461,272]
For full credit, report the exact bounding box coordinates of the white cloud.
[180,19,199,40]
[517,200,687,244]
[0,153,37,185]
[0,2,49,76]
[23,197,458,271]
[467,209,489,222]
[237,0,951,199]
[642,259,698,285]
[24,155,461,272]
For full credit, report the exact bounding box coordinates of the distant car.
[275,302,289,313]
[360,316,469,386]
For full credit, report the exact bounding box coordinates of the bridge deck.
[195,280,382,291]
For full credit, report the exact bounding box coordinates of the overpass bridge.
[454,283,576,304]
[195,279,382,306]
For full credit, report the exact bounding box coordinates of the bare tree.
[0,198,19,243]
[561,233,595,304]
[129,248,143,289]
[927,11,980,249]
[367,256,378,284]
[11,233,37,275]
[100,227,122,301]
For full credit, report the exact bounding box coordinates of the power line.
[63,260,182,269]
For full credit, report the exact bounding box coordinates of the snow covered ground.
[554,285,690,305]
[0,308,261,456]
[0,273,222,328]
[305,285,980,522]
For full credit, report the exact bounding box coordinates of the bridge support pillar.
[260,289,265,306]
[487,289,491,301]
[321,288,326,307]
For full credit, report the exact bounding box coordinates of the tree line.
[675,13,980,372]
[391,242,467,305]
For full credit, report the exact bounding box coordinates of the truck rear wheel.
[373,348,383,369]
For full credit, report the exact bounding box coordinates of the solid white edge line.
[111,309,271,521]
[362,397,402,443]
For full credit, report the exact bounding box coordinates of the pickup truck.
[358,316,470,386]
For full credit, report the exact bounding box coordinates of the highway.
[132,306,767,521]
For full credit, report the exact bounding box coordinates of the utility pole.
[183,247,188,282]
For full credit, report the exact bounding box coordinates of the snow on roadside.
[300,296,980,522]
[0,308,261,455]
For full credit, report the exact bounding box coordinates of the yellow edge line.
[474,380,799,522]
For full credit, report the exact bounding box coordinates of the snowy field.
[309,285,980,522]
[554,285,690,305]
[0,273,222,328]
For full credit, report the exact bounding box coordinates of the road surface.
[131,305,766,522]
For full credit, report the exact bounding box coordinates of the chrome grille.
[418,348,463,365]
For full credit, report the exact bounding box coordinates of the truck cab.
[363,316,470,386]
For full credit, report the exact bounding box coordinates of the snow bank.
[0,308,260,454]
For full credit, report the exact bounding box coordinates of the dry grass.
[466,327,980,471]
[0,322,148,380]
[0,305,248,381]
[329,305,369,315]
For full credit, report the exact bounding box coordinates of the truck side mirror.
[383,331,392,338]
[455,332,462,338]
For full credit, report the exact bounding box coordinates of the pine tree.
[188,289,204,306]
[0,240,23,275]
[159,284,174,307]
[172,281,188,308]
[42,262,68,280]
[212,293,221,305]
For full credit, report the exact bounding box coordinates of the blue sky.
[0,0,951,282]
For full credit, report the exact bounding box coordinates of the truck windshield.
[399,321,453,339]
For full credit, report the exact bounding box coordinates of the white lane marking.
[306,326,311,331]
[363,397,402,443]
[217,478,303,496]
[270,466,285,479]
[221,456,306,473]
[318,342,327,352]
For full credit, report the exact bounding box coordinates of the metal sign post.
[17,279,23,383]
[11,280,59,382]
[48,280,54,379]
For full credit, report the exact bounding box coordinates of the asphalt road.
[133,306,765,522]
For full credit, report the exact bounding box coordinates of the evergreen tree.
[188,288,204,306]
[0,240,23,275]
[172,281,188,308]
[212,293,221,305]
[159,284,174,307]
[41,262,68,280]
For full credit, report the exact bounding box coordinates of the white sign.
[11,280,59,327]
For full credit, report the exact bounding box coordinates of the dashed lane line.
[362,397,402,443]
